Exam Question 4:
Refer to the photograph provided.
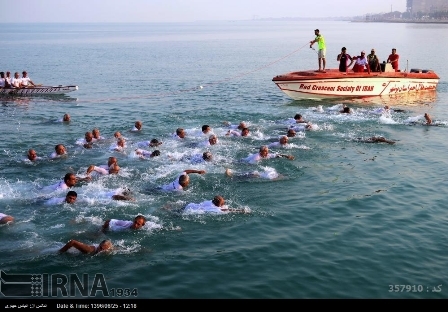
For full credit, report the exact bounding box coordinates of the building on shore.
[406,0,448,18]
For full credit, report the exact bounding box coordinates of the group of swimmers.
[2,106,436,254]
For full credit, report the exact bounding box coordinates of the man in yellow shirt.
[310,29,326,72]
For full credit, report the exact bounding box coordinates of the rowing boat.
[0,85,78,96]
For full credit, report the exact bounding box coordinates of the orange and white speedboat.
[272,64,439,100]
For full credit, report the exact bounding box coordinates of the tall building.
[407,0,448,15]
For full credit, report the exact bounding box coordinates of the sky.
[1,0,407,23]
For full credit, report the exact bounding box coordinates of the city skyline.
[2,0,407,23]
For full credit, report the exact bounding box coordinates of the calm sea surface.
[0,21,448,299]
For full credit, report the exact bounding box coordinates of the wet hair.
[294,114,302,120]
[151,150,161,157]
[150,138,162,146]
[134,215,146,223]
[179,174,190,187]
[203,151,213,161]
[201,125,210,132]
[64,173,75,183]
[212,195,224,207]
[66,191,77,197]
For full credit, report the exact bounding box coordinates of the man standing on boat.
[336,47,354,72]
[309,29,326,72]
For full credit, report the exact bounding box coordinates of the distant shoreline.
[352,19,448,24]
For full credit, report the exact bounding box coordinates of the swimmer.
[225,167,282,180]
[226,127,250,137]
[424,113,432,125]
[131,121,142,132]
[182,195,248,214]
[86,162,120,176]
[172,128,186,139]
[160,169,206,192]
[26,149,43,161]
[135,148,160,159]
[196,134,218,147]
[268,135,290,148]
[59,239,113,255]
[242,145,294,164]
[355,136,395,145]
[102,215,146,232]
[136,138,163,148]
[44,190,78,205]
[62,113,70,122]
[0,213,14,224]
[49,144,67,159]
[92,128,105,141]
[43,173,91,192]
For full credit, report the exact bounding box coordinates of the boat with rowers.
[272,63,440,100]
[0,85,78,96]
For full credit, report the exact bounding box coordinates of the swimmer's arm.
[59,239,95,254]
[277,154,295,160]
[184,169,206,175]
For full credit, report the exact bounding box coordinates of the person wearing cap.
[20,71,36,87]
[352,51,370,73]
[337,47,354,72]
[309,29,326,72]
[387,48,399,72]
[367,49,381,72]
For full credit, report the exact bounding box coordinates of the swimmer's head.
[149,138,162,147]
[179,174,190,188]
[203,151,213,161]
[212,195,225,207]
[131,215,146,230]
[97,239,113,253]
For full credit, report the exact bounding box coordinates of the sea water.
[0,20,447,299]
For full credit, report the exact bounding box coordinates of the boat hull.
[0,85,78,96]
[272,69,439,100]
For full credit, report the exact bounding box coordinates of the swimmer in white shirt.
[182,195,248,214]
[86,163,120,176]
[197,134,218,147]
[267,136,290,149]
[134,149,160,159]
[25,149,43,162]
[102,215,146,232]
[109,137,126,152]
[44,190,78,205]
[226,127,250,137]
[160,169,206,192]
[43,173,91,192]
[172,128,186,139]
[92,128,105,141]
[242,145,294,164]
[49,144,67,159]
[131,121,142,132]
[136,138,163,149]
